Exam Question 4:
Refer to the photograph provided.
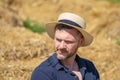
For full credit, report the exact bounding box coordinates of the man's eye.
[65,41,74,44]
[56,39,61,42]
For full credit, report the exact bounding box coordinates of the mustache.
[55,48,67,52]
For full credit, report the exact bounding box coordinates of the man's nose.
[59,41,66,49]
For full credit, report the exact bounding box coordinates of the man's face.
[54,28,82,60]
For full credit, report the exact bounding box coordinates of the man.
[31,12,100,80]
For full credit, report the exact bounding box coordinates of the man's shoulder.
[31,54,56,77]
[79,57,96,69]
[34,54,57,71]
[40,54,57,66]
[31,54,57,80]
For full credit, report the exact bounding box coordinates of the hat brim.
[45,22,93,47]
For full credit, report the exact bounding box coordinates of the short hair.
[55,24,83,38]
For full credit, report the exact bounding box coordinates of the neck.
[61,54,78,71]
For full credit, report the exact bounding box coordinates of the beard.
[55,47,78,60]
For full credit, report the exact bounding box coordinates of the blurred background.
[0,0,120,80]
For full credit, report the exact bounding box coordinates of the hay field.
[0,0,120,80]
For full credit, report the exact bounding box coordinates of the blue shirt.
[31,53,100,80]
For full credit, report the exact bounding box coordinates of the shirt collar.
[49,53,64,70]
[75,55,87,69]
[50,53,87,71]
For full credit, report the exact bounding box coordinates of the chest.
[56,70,80,80]
[72,71,82,80]
[54,69,97,80]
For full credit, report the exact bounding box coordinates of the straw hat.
[45,12,93,46]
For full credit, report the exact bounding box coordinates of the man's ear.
[78,38,85,47]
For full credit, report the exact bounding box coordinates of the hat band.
[58,19,81,28]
